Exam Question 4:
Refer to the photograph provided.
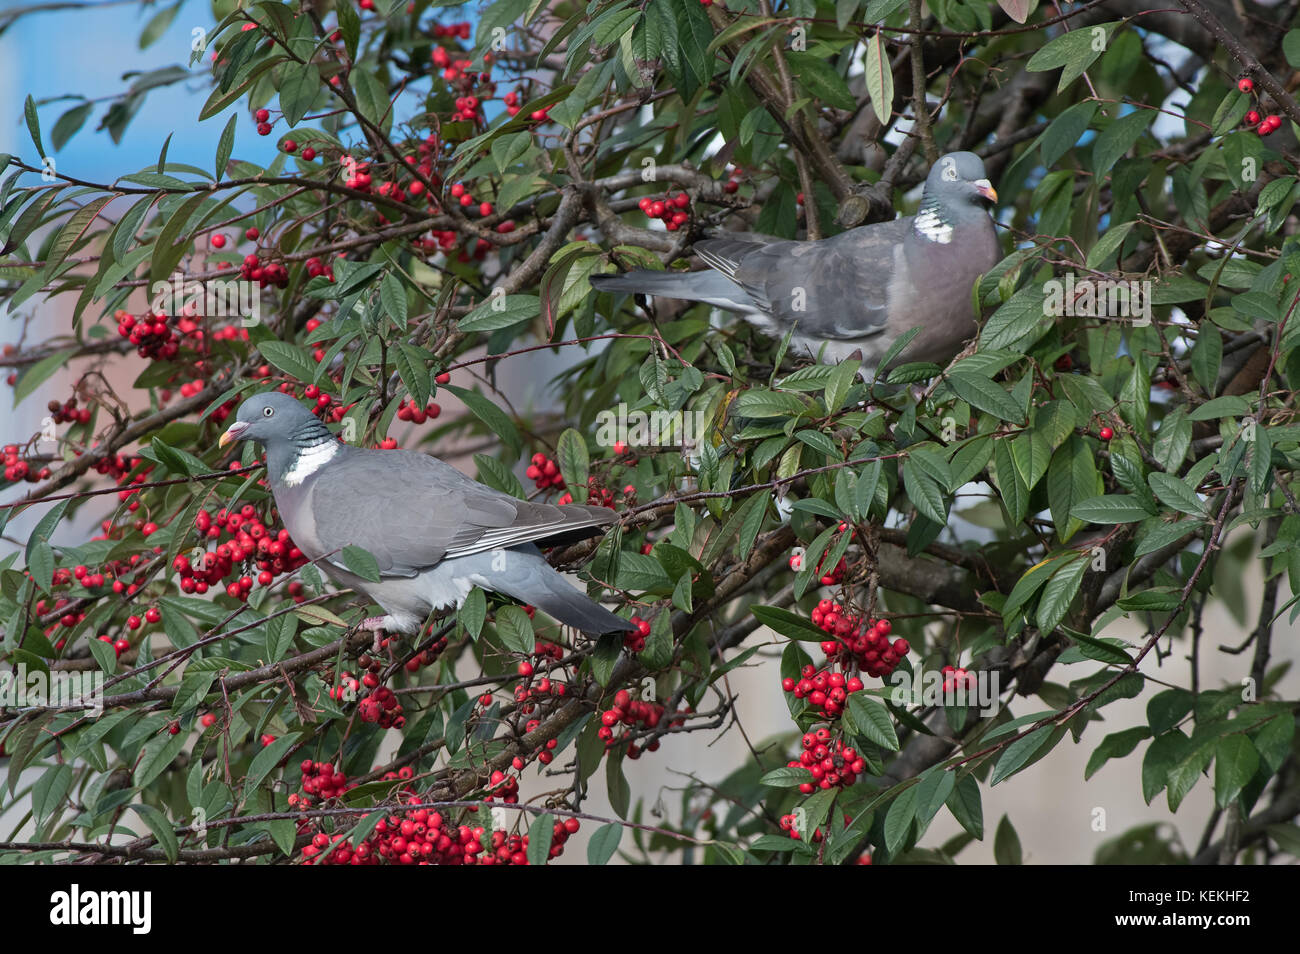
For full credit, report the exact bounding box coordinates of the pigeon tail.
[486,550,634,635]
[590,269,751,311]
[507,574,634,635]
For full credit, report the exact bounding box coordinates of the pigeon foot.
[360,616,388,653]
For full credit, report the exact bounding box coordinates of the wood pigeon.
[590,151,1000,371]
[218,391,633,637]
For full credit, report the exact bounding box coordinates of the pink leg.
[360,616,387,653]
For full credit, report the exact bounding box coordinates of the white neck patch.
[283,440,339,486]
[914,207,953,244]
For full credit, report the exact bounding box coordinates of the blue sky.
[0,0,283,181]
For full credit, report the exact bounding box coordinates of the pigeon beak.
[218,421,250,449]
[974,179,998,204]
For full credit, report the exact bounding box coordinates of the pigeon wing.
[696,218,912,340]
[306,448,616,577]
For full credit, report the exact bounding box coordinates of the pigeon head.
[922,152,998,209]
[219,391,337,484]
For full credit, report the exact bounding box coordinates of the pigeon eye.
[941,158,958,181]
[263,406,274,417]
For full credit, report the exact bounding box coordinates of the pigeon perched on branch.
[218,392,632,637]
[590,151,1000,371]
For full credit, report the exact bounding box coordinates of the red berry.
[1238,77,1254,93]
[1099,426,1113,441]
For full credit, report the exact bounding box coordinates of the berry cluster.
[782,663,865,720]
[46,396,91,426]
[597,688,667,758]
[396,398,442,423]
[941,665,977,694]
[174,505,309,598]
[721,164,743,194]
[787,729,867,795]
[116,311,180,361]
[1237,78,1283,135]
[525,452,565,490]
[2,444,49,483]
[300,792,578,866]
[623,614,652,653]
[555,475,617,508]
[431,20,472,40]
[811,602,908,679]
[358,685,404,729]
[510,658,569,714]
[636,191,692,231]
[97,633,131,658]
[238,253,290,289]
[788,549,847,585]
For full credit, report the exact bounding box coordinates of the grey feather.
[220,392,634,635]
[590,151,1001,372]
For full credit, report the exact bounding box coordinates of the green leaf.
[341,544,382,583]
[24,94,45,158]
[459,587,487,639]
[862,32,893,123]
[902,460,948,524]
[1086,221,1136,270]
[1147,472,1207,517]
[991,725,1053,784]
[496,604,535,655]
[444,384,521,455]
[258,341,318,384]
[393,343,428,406]
[785,52,855,111]
[32,763,73,827]
[1285,31,1300,69]
[14,349,75,406]
[1071,494,1157,524]
[751,605,831,642]
[51,102,93,152]
[760,766,815,788]
[280,62,320,127]
[29,540,55,594]
[847,693,899,751]
[1189,395,1251,421]
[132,804,179,862]
[556,429,590,498]
[1085,726,1151,779]
[946,774,984,839]
[458,294,538,332]
[1036,554,1087,634]
[993,814,1022,864]
[946,369,1023,422]
[526,812,554,866]
[1091,109,1155,177]
[1040,101,1097,168]
[980,285,1047,351]
[1026,22,1117,92]
[884,783,918,852]
[214,113,237,181]
[1214,735,1259,808]
[588,822,623,864]
[243,735,298,797]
